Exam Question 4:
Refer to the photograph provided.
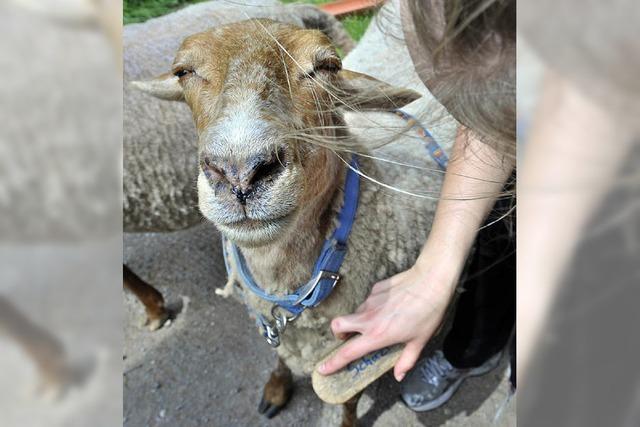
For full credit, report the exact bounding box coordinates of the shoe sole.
[402,352,503,412]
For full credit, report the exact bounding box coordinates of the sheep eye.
[302,58,341,80]
[317,62,340,73]
[174,69,192,78]
[302,64,340,80]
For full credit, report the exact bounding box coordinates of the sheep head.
[133,19,420,247]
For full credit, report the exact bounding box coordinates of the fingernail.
[318,363,326,374]
[396,372,405,382]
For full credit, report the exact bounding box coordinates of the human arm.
[317,127,515,381]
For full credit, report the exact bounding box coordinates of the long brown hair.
[400,0,516,159]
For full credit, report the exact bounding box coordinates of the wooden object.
[312,342,403,404]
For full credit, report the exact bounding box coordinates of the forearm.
[416,128,515,281]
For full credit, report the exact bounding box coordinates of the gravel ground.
[123,224,515,427]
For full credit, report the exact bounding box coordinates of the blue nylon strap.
[223,156,360,316]
[227,242,300,307]
[393,109,449,171]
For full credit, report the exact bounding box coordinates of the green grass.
[340,12,373,41]
[124,0,373,41]
[124,0,208,24]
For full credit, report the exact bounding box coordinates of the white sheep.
[133,18,452,426]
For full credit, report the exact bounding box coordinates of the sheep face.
[133,20,420,247]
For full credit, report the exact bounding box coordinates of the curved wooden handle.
[311,342,403,404]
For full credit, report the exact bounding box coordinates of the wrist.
[415,236,469,279]
[413,249,464,296]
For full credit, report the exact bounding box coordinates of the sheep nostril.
[231,186,250,205]
[249,150,286,186]
[202,157,225,180]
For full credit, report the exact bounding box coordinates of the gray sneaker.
[400,350,502,412]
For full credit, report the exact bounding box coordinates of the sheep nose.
[201,149,286,205]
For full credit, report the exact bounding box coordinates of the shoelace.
[420,351,454,384]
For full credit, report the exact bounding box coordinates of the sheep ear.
[130,73,184,101]
[336,70,421,110]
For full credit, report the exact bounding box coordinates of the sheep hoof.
[258,396,284,419]
[144,309,170,331]
[258,365,293,418]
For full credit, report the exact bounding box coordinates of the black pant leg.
[442,198,516,370]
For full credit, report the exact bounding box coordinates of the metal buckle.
[263,321,280,347]
[262,306,299,348]
[293,270,340,306]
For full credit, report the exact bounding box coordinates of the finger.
[317,335,386,375]
[330,312,370,335]
[393,341,424,382]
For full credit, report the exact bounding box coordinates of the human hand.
[316,260,458,381]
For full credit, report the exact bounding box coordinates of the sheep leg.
[258,357,293,419]
[123,265,169,331]
[341,391,362,427]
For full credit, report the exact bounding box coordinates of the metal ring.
[271,305,298,324]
